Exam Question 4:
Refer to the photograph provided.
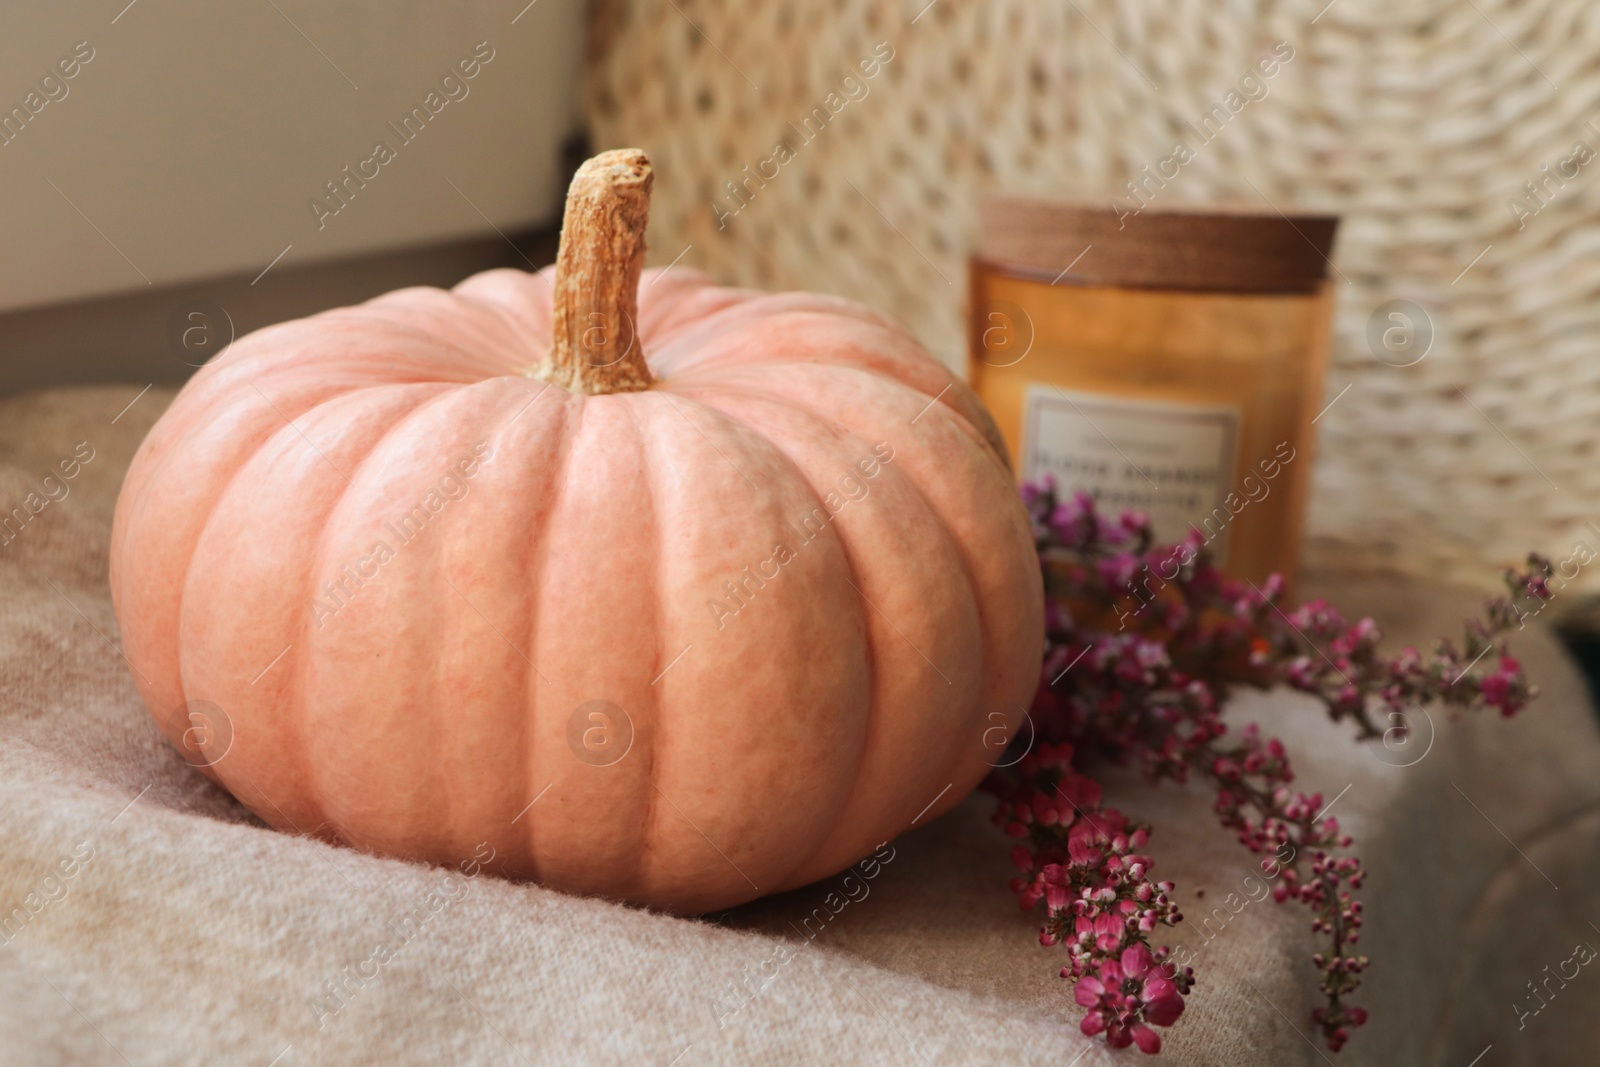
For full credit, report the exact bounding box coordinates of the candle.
[970,199,1338,589]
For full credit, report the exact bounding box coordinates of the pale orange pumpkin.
[109,150,1043,912]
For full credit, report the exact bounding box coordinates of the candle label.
[1021,385,1240,559]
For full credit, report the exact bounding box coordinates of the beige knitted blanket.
[3,386,1598,1066]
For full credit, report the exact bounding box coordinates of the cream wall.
[0,0,583,315]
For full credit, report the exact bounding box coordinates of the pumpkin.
[109,150,1043,912]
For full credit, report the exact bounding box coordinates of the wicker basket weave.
[587,0,1600,592]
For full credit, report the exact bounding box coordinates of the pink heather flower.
[1124,946,1185,1027]
[1143,976,1185,1027]
[1121,944,1154,977]
[1071,948,1186,1052]
[1068,828,1104,867]
[1479,672,1510,706]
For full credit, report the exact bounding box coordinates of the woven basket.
[587,0,1600,593]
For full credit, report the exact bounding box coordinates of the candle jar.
[968,199,1338,589]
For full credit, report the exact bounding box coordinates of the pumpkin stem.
[543,148,655,394]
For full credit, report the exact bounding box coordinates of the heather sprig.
[988,478,1547,1053]
[990,742,1192,1053]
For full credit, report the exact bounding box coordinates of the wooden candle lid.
[976,196,1339,294]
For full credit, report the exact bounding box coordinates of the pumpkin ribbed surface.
[110,264,1042,912]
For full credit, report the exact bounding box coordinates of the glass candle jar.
[969,199,1339,589]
